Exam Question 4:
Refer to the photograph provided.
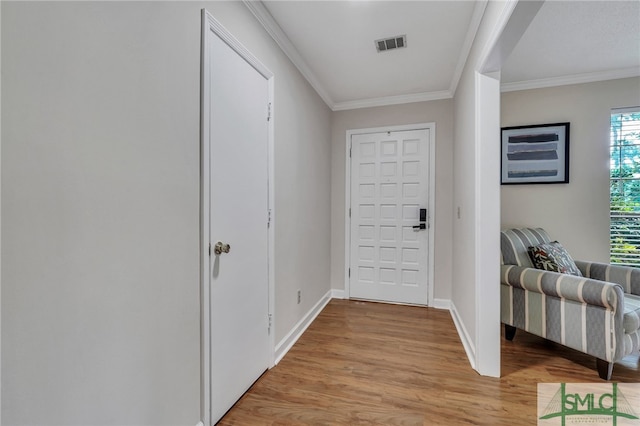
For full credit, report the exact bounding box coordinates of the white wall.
[1,2,331,425]
[451,0,511,373]
[330,100,454,303]
[501,77,640,262]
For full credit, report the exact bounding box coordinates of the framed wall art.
[501,122,570,184]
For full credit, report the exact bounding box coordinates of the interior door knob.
[214,242,231,255]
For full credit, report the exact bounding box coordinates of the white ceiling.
[502,0,640,91]
[248,1,640,111]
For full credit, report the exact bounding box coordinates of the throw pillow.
[528,241,582,276]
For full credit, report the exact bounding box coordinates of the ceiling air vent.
[375,35,407,53]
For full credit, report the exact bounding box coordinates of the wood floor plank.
[218,299,639,425]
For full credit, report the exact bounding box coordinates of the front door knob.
[214,242,231,255]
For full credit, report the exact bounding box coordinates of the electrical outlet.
[297,289,301,304]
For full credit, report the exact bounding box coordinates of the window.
[610,107,640,266]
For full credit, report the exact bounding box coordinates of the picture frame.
[501,122,570,185]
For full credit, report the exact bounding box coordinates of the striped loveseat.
[501,228,640,380]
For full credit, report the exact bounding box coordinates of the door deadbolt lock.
[413,208,427,230]
[214,242,231,255]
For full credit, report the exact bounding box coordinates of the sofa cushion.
[528,241,582,276]
[624,293,640,334]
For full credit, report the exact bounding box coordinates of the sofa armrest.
[575,260,640,296]
[501,264,625,310]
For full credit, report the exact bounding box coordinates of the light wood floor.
[219,299,639,425]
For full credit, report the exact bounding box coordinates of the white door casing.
[200,10,275,426]
[347,125,435,305]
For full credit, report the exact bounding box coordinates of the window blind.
[610,108,640,266]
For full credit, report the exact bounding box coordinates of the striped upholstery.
[623,294,640,334]
[576,260,640,296]
[501,228,551,267]
[501,228,640,369]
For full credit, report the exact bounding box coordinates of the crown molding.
[332,90,452,112]
[244,1,637,111]
[501,67,640,92]
[244,0,458,111]
[205,9,273,80]
[450,0,488,96]
[243,0,335,109]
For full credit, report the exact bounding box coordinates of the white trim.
[332,90,452,111]
[199,11,211,426]
[612,106,640,114]
[331,289,346,299]
[274,290,333,365]
[473,71,501,379]
[501,67,640,93]
[267,77,276,368]
[207,9,272,80]
[432,298,451,310]
[344,123,436,307]
[242,1,486,112]
[242,0,333,108]
[449,1,488,96]
[427,125,436,308]
[344,130,351,298]
[450,301,476,370]
[200,9,275,426]
[195,422,204,426]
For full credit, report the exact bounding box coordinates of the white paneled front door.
[349,129,431,305]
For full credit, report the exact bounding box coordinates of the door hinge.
[208,243,211,256]
[267,209,272,228]
[349,208,351,218]
[267,102,272,121]
[268,313,273,335]
[349,146,352,157]
[348,268,351,278]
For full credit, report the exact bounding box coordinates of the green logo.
[539,383,639,425]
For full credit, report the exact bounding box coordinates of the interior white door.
[349,129,430,305]
[207,25,270,424]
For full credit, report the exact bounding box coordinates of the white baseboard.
[331,289,345,299]
[449,300,476,370]
[431,298,450,310]
[331,291,444,306]
[196,422,204,426]
[274,289,332,364]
